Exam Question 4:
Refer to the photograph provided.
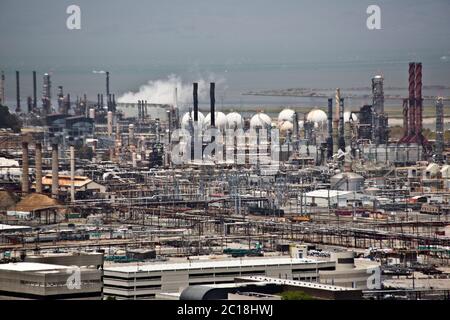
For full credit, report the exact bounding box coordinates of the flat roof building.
[103,257,335,300]
[0,262,102,300]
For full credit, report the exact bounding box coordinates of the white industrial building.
[103,257,336,300]
[0,262,102,300]
[304,189,370,207]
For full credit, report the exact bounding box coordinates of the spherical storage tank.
[344,112,358,122]
[204,112,228,130]
[330,172,364,191]
[181,111,205,130]
[306,109,327,124]
[250,112,272,129]
[226,112,244,130]
[278,109,295,123]
[279,121,294,135]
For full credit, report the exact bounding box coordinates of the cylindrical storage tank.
[330,172,364,191]
[89,108,95,119]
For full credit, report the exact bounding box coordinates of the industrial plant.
[0,62,449,301]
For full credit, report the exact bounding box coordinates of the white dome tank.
[278,109,295,123]
[344,111,358,122]
[307,109,327,123]
[204,112,228,130]
[250,112,272,129]
[181,111,204,130]
[226,112,244,130]
[279,121,294,135]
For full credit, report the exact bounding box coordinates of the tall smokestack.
[402,98,409,139]
[16,71,21,113]
[333,89,340,154]
[70,145,75,202]
[66,94,71,114]
[193,83,199,123]
[107,111,113,136]
[32,71,37,110]
[0,71,5,105]
[27,96,32,113]
[210,83,215,127]
[51,143,59,199]
[339,98,345,151]
[100,94,104,109]
[35,142,43,193]
[436,97,444,163]
[106,71,110,110]
[97,94,101,108]
[415,62,423,135]
[129,124,135,146]
[21,141,29,194]
[408,62,416,136]
[327,98,333,159]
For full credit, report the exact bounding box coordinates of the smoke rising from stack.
[117,74,225,107]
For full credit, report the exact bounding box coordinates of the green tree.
[0,105,22,132]
[280,290,315,300]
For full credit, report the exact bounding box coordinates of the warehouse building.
[0,262,102,300]
[103,257,336,300]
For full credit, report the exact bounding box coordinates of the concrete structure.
[304,189,367,207]
[24,252,104,269]
[0,262,102,300]
[103,257,335,299]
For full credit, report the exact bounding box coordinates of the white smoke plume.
[117,74,226,107]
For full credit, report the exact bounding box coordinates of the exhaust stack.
[51,143,59,199]
[70,145,75,202]
[35,143,43,193]
[21,141,29,194]
[32,71,37,110]
[193,83,199,123]
[0,71,4,105]
[16,71,21,113]
[210,83,215,127]
[327,98,333,159]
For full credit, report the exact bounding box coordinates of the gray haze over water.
[1,0,450,111]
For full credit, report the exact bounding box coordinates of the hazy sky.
[1,0,450,69]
